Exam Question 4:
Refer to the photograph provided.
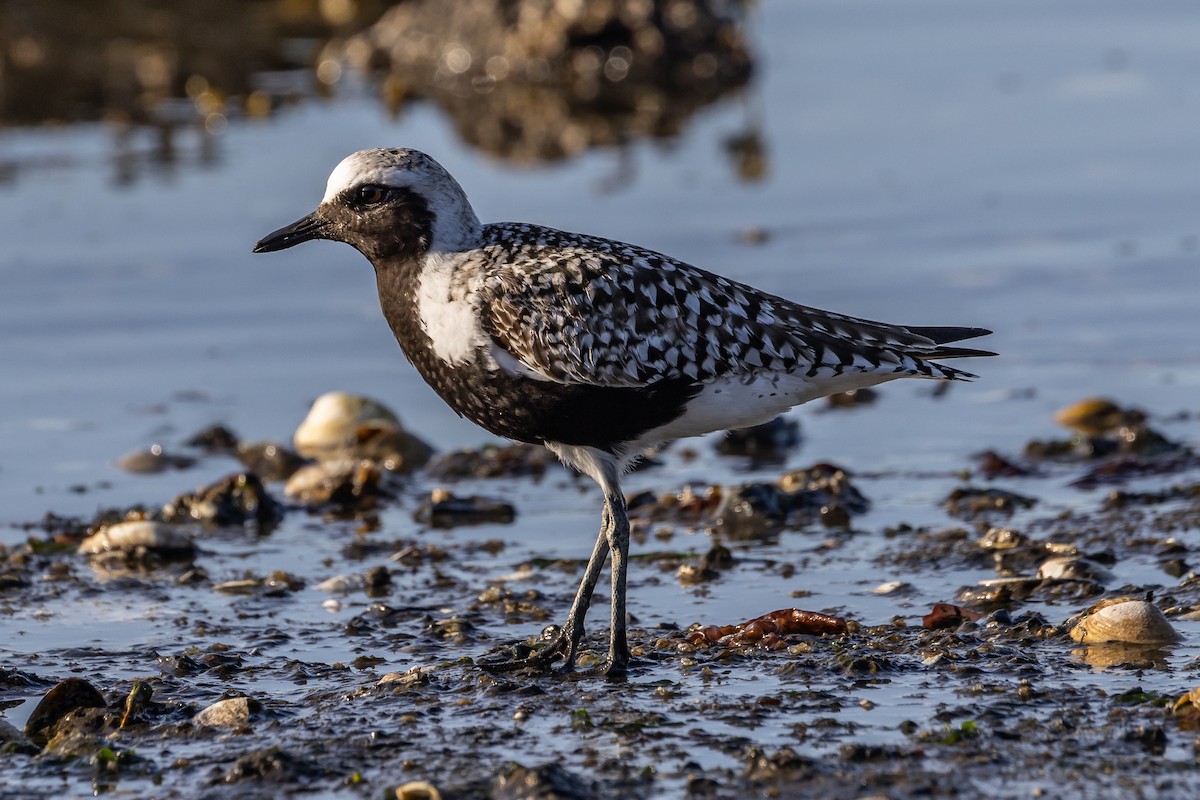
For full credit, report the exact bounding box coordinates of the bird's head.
[253,148,481,261]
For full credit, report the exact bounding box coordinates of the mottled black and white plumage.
[255,147,994,676]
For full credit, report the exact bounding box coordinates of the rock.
[236,441,308,482]
[0,718,36,753]
[414,489,516,528]
[824,387,879,409]
[162,472,284,528]
[1037,556,1112,584]
[713,482,789,537]
[194,696,260,728]
[715,416,801,459]
[942,487,1036,518]
[425,442,552,479]
[491,762,597,800]
[284,458,386,508]
[337,0,753,165]
[223,745,318,782]
[42,706,113,757]
[24,677,107,746]
[184,424,241,453]
[77,521,196,564]
[115,444,196,474]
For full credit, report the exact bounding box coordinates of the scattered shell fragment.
[1055,397,1143,436]
[396,781,442,800]
[1172,687,1200,730]
[1069,598,1180,645]
[873,581,911,596]
[194,696,260,728]
[315,574,364,594]
[78,521,196,561]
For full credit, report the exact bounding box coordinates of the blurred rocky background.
[0,0,756,165]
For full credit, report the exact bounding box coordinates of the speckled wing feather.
[478,223,985,388]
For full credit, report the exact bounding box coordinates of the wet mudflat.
[3,1,1200,798]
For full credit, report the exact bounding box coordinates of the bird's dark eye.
[354,184,388,205]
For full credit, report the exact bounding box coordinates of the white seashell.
[1069,598,1180,645]
[315,574,362,594]
[293,392,399,457]
[78,521,194,557]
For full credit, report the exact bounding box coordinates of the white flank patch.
[416,255,485,365]
[632,371,904,449]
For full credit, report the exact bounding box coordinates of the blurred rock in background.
[2,0,754,168]
[337,0,754,162]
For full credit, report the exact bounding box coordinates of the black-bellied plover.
[254,147,994,676]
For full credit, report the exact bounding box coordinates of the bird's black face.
[254,183,434,263]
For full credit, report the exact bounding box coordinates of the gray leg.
[483,500,612,672]
[554,504,612,669]
[603,491,631,674]
[481,443,634,675]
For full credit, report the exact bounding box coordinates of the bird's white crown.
[322,148,482,252]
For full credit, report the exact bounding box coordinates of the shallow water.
[2,1,1200,797]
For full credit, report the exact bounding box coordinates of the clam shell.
[1069,598,1180,645]
[293,392,399,457]
[77,521,195,557]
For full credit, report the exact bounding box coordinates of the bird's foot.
[479,635,632,680]
[477,625,580,675]
[582,650,630,680]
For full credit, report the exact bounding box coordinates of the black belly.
[419,351,701,451]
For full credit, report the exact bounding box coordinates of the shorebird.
[254,148,993,675]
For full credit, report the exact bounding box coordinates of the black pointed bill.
[253,211,329,253]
